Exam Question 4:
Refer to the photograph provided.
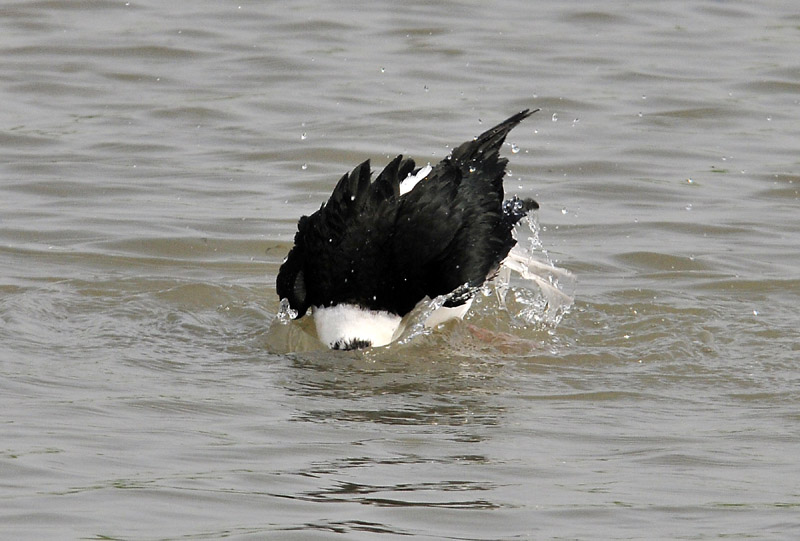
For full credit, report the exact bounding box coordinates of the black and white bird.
[277,109,540,350]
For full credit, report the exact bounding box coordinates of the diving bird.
[276,109,540,350]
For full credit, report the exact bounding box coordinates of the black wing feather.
[276,110,539,318]
[393,109,538,298]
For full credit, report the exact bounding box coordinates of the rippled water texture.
[2,1,799,539]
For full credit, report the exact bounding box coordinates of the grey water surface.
[2,1,799,539]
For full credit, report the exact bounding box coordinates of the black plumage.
[277,109,539,322]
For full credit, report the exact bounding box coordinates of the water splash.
[495,213,575,327]
[394,289,454,346]
[277,297,298,323]
[395,214,574,345]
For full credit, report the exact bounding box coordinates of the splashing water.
[496,212,575,327]
[394,213,574,345]
[277,297,298,323]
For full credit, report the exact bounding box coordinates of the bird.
[276,109,540,350]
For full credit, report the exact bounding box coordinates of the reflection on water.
[285,346,506,425]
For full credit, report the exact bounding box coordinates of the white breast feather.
[313,304,404,349]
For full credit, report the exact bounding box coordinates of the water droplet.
[469,166,476,173]
[380,67,385,73]
[301,163,308,170]
[511,143,520,154]
[300,132,307,140]
[277,298,298,322]
[423,85,429,92]
[561,207,567,215]
[551,113,558,122]
[685,203,693,211]
[687,178,694,184]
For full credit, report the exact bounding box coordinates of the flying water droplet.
[511,143,520,154]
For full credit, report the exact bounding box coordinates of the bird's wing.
[392,109,538,300]
[277,156,416,317]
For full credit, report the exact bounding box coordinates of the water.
[2,1,799,539]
